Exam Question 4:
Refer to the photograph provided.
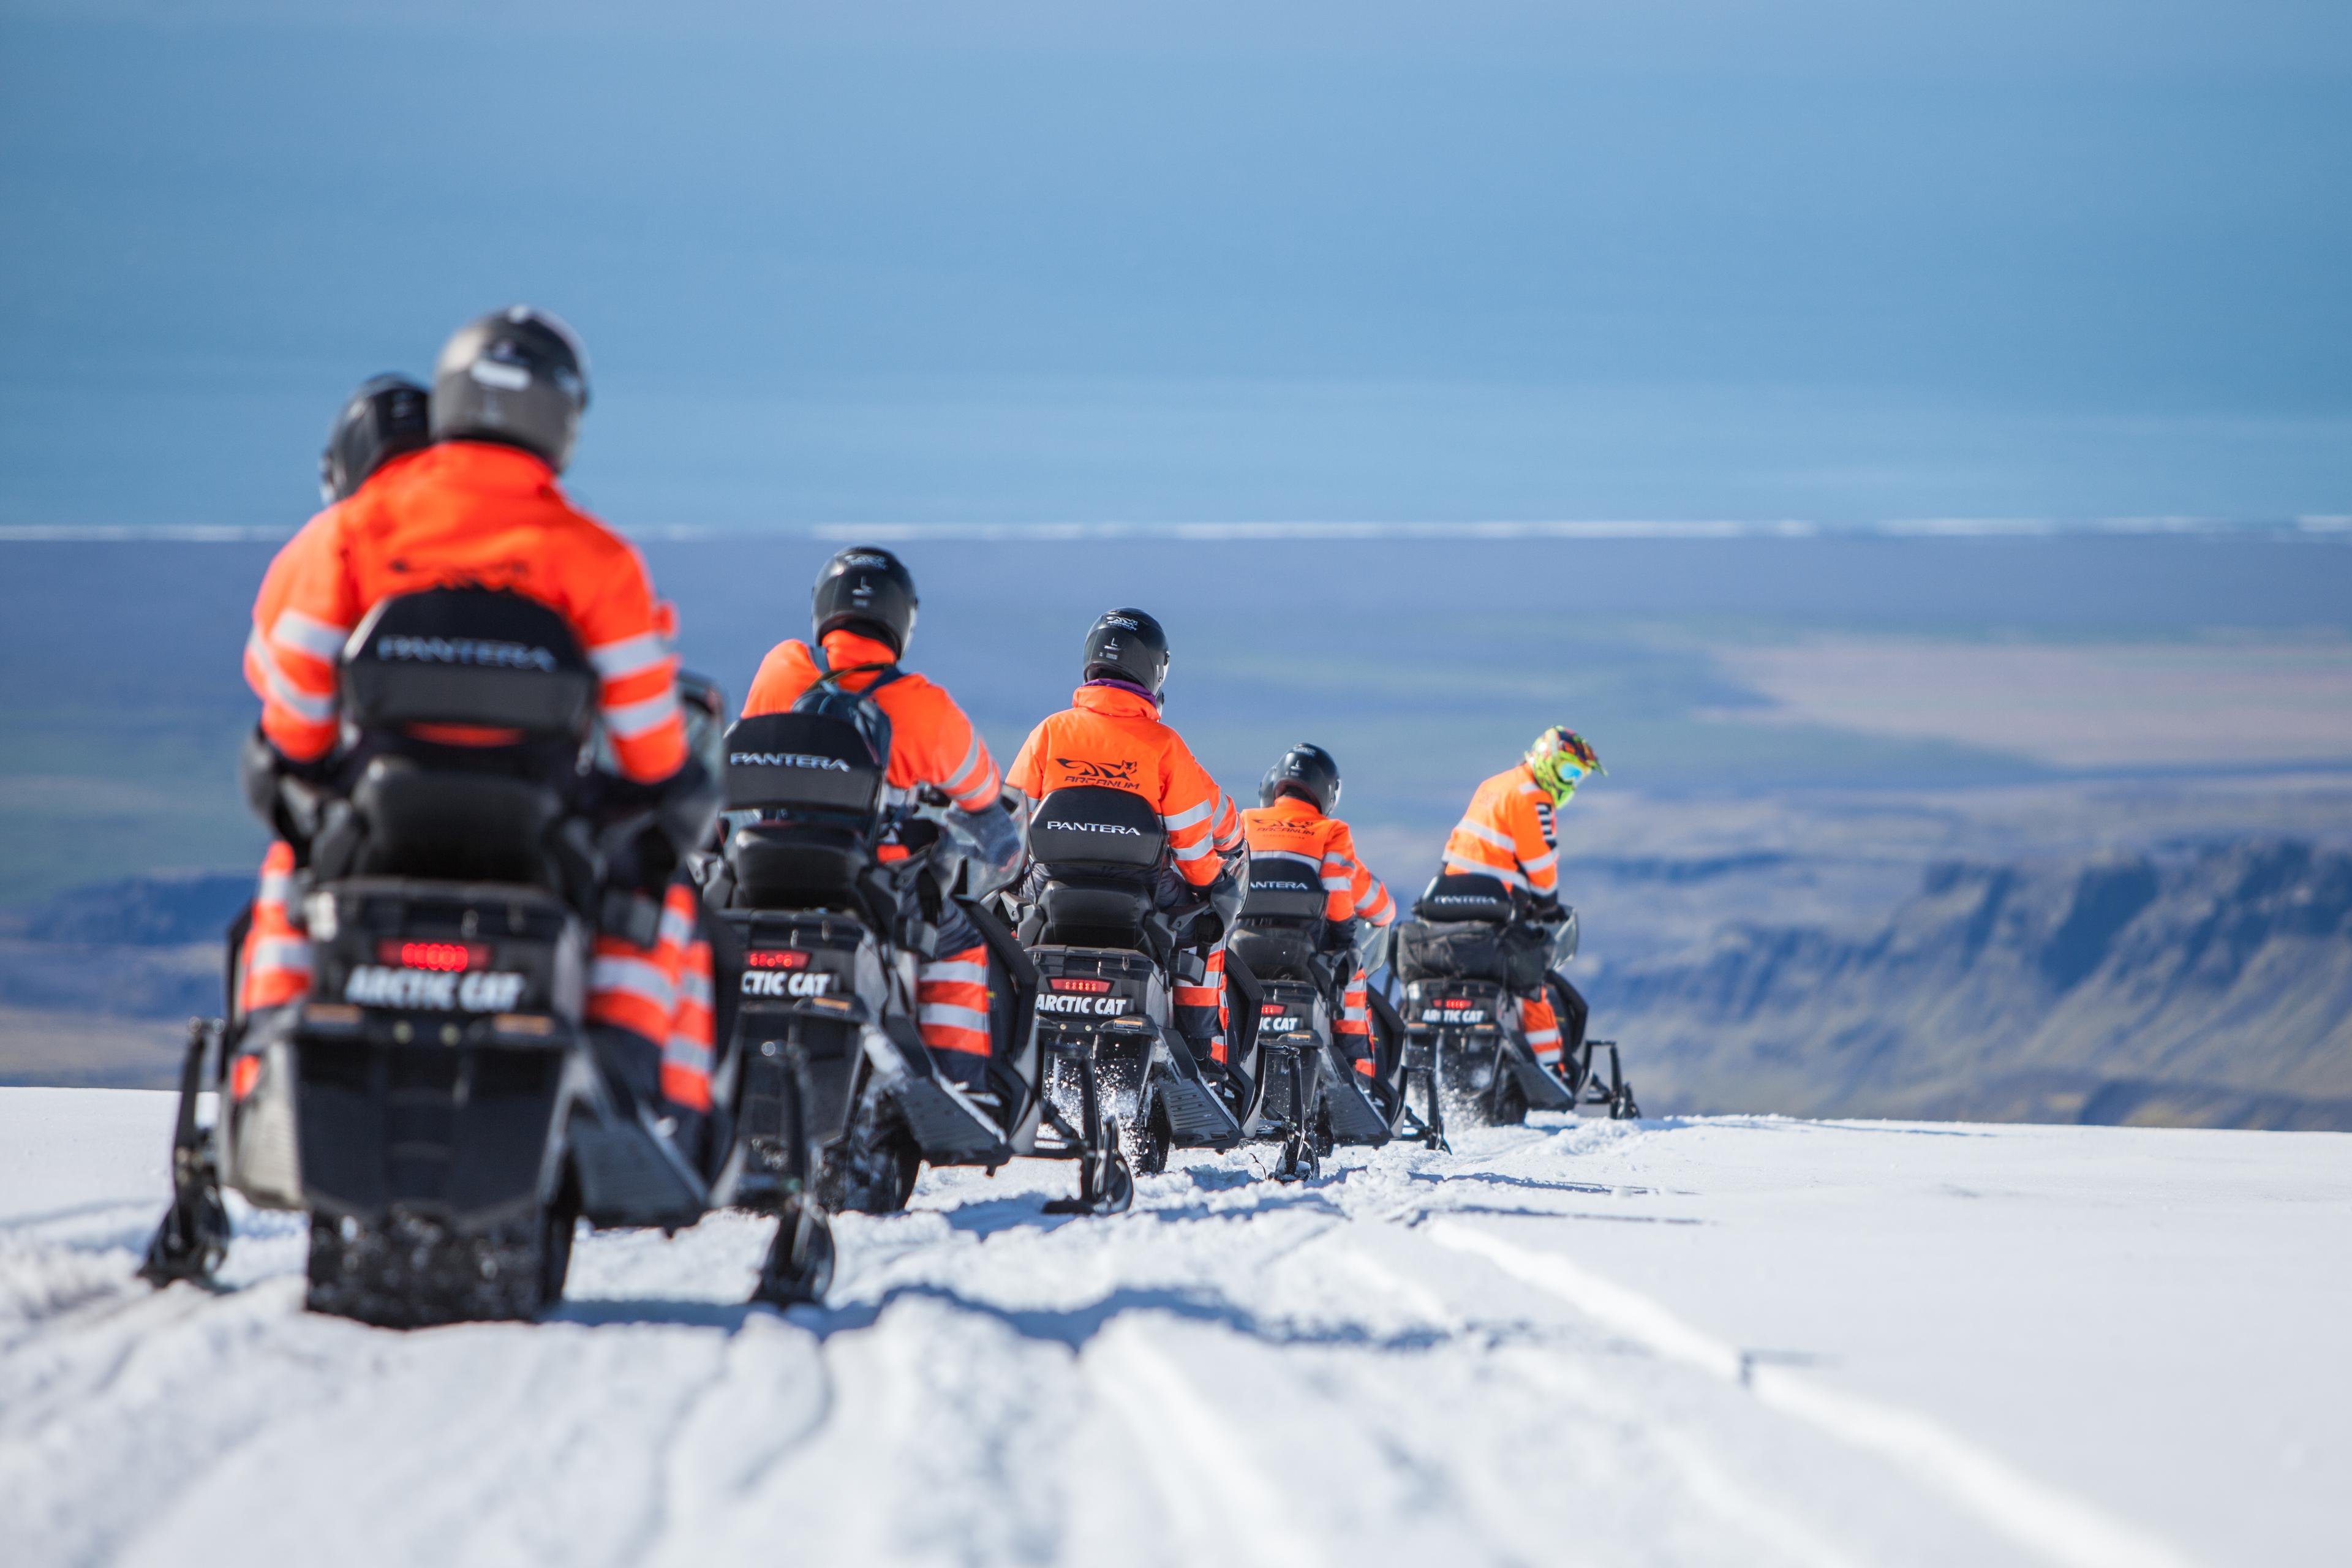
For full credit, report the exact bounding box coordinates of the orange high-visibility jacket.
[1240,796,1395,926]
[739,629,1001,810]
[243,441,687,783]
[1005,685,1241,887]
[1440,761,1559,895]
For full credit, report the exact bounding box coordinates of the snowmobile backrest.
[341,589,597,741]
[1412,872,1520,925]
[1027,786,1166,872]
[723,712,886,819]
[1238,852,1328,925]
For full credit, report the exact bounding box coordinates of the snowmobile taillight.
[747,949,812,970]
[1260,1003,1287,1017]
[380,940,488,971]
[1441,998,1474,1010]
[1050,978,1112,993]
[229,1055,262,1101]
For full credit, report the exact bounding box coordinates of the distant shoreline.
[4,516,2350,545]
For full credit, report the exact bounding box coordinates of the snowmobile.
[1225,856,1397,1178]
[1012,786,1265,1210]
[1389,873,1638,1144]
[137,589,823,1326]
[696,707,1029,1224]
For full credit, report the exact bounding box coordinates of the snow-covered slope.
[2,1091,2345,1567]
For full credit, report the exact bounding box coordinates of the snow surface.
[2,1090,2346,1568]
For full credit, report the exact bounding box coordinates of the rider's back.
[739,629,999,810]
[1007,685,1233,885]
[1440,761,1557,896]
[247,440,685,782]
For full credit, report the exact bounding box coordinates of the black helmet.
[318,374,430,505]
[1259,742,1341,814]
[1082,607,1169,698]
[429,306,591,472]
[812,545,919,656]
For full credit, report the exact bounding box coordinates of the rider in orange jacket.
[738,546,1021,1092]
[236,311,721,1135]
[1434,725,1602,1074]
[1239,743,1393,1076]
[1004,608,1246,1070]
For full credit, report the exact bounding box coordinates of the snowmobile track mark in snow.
[1426,1222,2199,1568]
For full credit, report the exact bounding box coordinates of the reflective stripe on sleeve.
[270,609,351,662]
[1162,797,1216,832]
[919,1002,990,1034]
[677,967,714,1009]
[1170,835,1212,862]
[589,631,673,680]
[604,688,682,739]
[1521,849,1559,875]
[1455,819,1518,852]
[921,960,990,987]
[941,732,992,797]
[657,904,699,950]
[246,630,336,722]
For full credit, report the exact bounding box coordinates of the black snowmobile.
[1389,873,1638,1145]
[1225,856,1396,1177]
[697,697,1031,1225]
[138,589,823,1325]
[1012,786,1265,1210]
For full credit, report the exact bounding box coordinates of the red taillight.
[380,940,486,971]
[1441,998,1473,1010]
[1260,1003,1287,1017]
[1050,978,1112,993]
[747,949,811,970]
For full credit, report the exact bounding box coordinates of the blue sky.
[2,1,2346,527]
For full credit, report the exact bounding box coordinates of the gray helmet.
[429,306,591,472]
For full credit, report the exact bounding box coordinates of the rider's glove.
[239,726,333,854]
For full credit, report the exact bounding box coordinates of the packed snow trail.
[3,1092,2346,1567]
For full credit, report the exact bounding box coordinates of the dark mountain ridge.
[1593,840,2352,1128]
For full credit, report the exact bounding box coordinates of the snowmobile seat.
[1412,872,1520,925]
[342,756,573,885]
[724,822,873,913]
[720,712,892,917]
[314,589,603,891]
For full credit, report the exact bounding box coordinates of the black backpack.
[790,643,905,771]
